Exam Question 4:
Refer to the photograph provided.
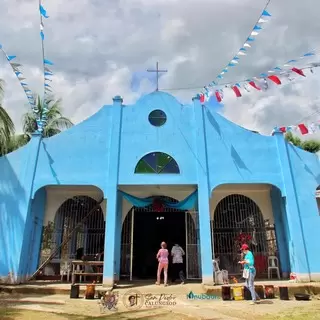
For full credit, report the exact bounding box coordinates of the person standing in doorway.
[156,242,169,286]
[171,243,185,284]
[238,244,260,305]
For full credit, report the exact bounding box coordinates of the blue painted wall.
[1,91,320,283]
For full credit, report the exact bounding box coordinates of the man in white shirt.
[171,243,185,284]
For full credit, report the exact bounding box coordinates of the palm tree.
[0,79,16,156]
[11,95,73,150]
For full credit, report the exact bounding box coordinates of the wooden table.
[71,260,104,284]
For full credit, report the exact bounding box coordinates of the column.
[114,193,123,281]
[270,186,290,277]
[193,95,214,285]
[274,131,310,281]
[18,133,42,282]
[102,96,123,287]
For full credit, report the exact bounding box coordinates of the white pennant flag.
[231,60,239,64]
[244,43,251,48]
[258,18,268,23]
[40,22,44,31]
[251,31,259,36]
[238,51,246,56]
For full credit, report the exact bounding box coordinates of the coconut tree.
[10,95,73,151]
[0,79,16,156]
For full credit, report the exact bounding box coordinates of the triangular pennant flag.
[283,64,291,67]
[45,78,52,82]
[268,75,282,85]
[44,72,53,76]
[287,60,297,63]
[231,60,239,64]
[10,63,21,68]
[233,57,240,60]
[298,124,308,135]
[247,37,255,42]
[235,83,241,87]
[44,59,54,65]
[248,81,261,90]
[40,22,44,31]
[258,18,268,23]
[24,89,31,93]
[260,73,268,77]
[232,86,242,97]
[251,31,259,36]
[238,51,246,56]
[44,67,52,72]
[21,82,28,86]
[217,75,223,79]
[244,43,251,48]
[15,71,21,76]
[215,91,222,102]
[239,48,246,52]
[45,88,53,93]
[40,31,44,40]
[44,83,51,88]
[18,77,25,81]
[7,55,16,61]
[303,52,315,57]
[39,5,49,18]
[292,67,306,77]
[228,63,236,67]
[279,127,287,133]
[199,94,205,103]
[262,10,271,17]
[274,67,282,71]
[253,25,262,31]
[222,68,228,72]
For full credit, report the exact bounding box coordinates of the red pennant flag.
[248,81,261,90]
[279,127,286,133]
[298,124,308,135]
[292,67,306,77]
[232,86,242,97]
[268,75,281,85]
[215,90,222,102]
[199,94,205,103]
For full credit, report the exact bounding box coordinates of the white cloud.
[0,0,319,136]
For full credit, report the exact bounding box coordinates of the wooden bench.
[71,260,104,284]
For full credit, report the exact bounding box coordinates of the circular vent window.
[148,110,167,127]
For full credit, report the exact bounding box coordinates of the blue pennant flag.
[274,67,282,71]
[247,37,255,42]
[260,73,268,77]
[44,83,51,87]
[44,59,54,65]
[15,71,21,76]
[287,59,297,63]
[21,82,28,86]
[262,10,271,17]
[7,55,16,61]
[253,25,262,31]
[235,83,241,87]
[40,31,44,40]
[239,48,246,52]
[40,5,49,18]
[44,72,53,76]
[217,75,223,79]
[303,52,315,57]
[233,57,240,60]
[228,63,236,67]
[222,68,228,72]
[24,89,31,92]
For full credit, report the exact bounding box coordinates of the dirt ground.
[1,292,320,320]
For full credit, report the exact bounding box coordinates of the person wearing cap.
[239,244,260,304]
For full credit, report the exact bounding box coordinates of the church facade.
[1,91,320,286]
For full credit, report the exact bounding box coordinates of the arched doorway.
[120,196,200,280]
[39,195,105,275]
[211,194,277,277]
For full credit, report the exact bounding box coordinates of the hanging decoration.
[199,49,320,104]
[213,0,272,85]
[0,44,35,109]
[152,198,164,212]
[38,0,54,132]
[271,122,320,136]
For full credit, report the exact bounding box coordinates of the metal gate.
[211,194,277,277]
[185,210,201,279]
[39,196,105,274]
[120,196,201,280]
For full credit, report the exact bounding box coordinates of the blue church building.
[1,91,320,286]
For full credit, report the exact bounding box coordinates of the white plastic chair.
[268,256,280,279]
[60,261,71,282]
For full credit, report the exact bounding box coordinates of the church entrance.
[132,209,186,279]
[120,195,201,281]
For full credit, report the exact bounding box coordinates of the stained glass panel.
[135,160,155,173]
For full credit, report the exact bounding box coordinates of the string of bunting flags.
[215,0,272,85]
[39,0,54,132]
[272,123,320,136]
[199,49,320,104]
[0,44,35,108]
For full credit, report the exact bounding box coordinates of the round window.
[148,110,167,127]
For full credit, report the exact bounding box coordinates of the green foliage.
[285,131,320,154]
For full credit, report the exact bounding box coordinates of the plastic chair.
[60,261,71,282]
[268,256,280,279]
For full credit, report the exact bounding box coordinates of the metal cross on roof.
[147,62,168,91]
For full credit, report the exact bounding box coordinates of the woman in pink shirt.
[155,241,169,286]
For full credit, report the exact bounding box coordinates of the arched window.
[134,152,180,174]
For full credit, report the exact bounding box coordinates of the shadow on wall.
[0,155,25,282]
